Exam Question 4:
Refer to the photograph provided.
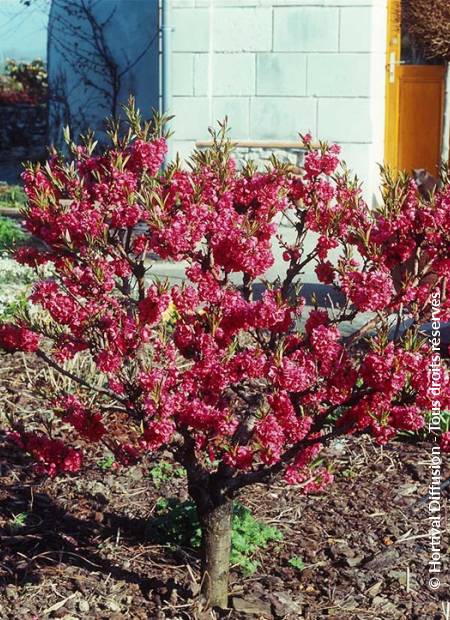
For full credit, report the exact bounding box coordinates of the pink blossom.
[142,419,175,450]
[126,137,167,176]
[139,286,170,326]
[315,260,335,284]
[0,324,40,353]
[342,269,393,311]
[55,394,106,442]
[8,431,82,476]
[441,432,450,453]
[223,446,254,470]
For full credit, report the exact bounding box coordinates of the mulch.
[0,356,449,620]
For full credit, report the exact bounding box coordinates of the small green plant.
[231,504,283,575]
[148,500,282,575]
[151,498,201,547]
[0,217,26,250]
[148,461,185,487]
[8,511,28,533]
[98,454,115,470]
[155,497,169,511]
[0,183,27,210]
[341,468,357,479]
[288,555,305,571]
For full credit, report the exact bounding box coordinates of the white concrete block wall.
[169,0,388,203]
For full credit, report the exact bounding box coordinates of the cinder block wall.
[169,0,387,203]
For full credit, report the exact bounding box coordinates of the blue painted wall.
[47,0,159,147]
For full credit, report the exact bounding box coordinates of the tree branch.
[35,349,127,404]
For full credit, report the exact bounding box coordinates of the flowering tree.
[1,103,449,608]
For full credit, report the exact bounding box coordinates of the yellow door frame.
[384,0,446,173]
[384,0,401,169]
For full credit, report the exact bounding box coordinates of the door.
[384,0,445,174]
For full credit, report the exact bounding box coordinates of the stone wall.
[168,0,387,203]
[195,139,306,170]
[0,103,47,151]
[0,103,47,183]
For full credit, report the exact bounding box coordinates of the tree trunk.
[197,498,233,609]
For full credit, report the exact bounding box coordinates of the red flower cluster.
[341,269,393,312]
[8,431,82,476]
[441,432,450,453]
[0,324,40,352]
[54,394,106,442]
[1,110,448,495]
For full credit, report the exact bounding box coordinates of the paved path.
[147,259,449,348]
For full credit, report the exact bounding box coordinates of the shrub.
[3,58,47,103]
[0,101,448,607]
[402,0,450,61]
[0,183,27,210]
[0,217,26,250]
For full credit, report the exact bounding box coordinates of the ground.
[0,355,449,620]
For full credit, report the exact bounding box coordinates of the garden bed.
[0,356,448,620]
